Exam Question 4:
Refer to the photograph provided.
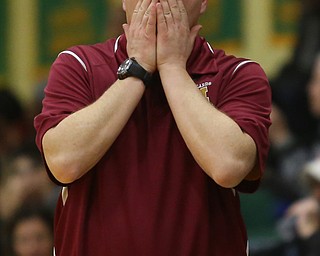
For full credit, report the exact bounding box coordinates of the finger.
[160,0,173,24]
[145,3,157,37]
[167,0,180,22]
[177,0,188,25]
[141,0,155,26]
[156,2,167,33]
[131,0,142,24]
[136,0,152,24]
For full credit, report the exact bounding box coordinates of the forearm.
[160,66,257,188]
[42,77,145,184]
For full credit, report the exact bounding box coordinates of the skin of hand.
[156,0,202,71]
[123,0,157,73]
[122,0,206,72]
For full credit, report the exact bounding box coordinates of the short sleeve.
[34,49,92,152]
[34,49,94,185]
[217,62,272,193]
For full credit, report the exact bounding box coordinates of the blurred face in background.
[308,56,320,118]
[13,217,53,256]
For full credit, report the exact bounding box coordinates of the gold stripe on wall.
[7,0,38,105]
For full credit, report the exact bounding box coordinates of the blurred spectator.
[253,50,320,256]
[265,103,309,208]
[271,0,320,142]
[277,158,320,256]
[245,104,310,256]
[0,87,28,154]
[292,0,320,74]
[0,143,58,254]
[307,54,320,119]
[249,51,320,254]
[307,53,320,156]
[5,203,54,256]
[0,87,37,254]
[0,81,59,255]
[0,142,58,221]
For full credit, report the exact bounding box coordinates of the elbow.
[42,131,84,184]
[205,158,252,188]
[210,169,240,189]
[213,175,240,189]
[44,153,81,184]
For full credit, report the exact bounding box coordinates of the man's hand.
[123,0,157,73]
[156,0,202,71]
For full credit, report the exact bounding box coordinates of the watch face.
[117,57,151,84]
[117,58,133,79]
[124,58,132,69]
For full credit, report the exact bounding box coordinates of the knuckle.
[171,4,179,9]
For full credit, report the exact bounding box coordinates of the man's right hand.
[123,0,157,73]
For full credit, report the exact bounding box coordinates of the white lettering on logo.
[197,81,212,89]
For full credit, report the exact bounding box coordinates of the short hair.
[4,203,54,255]
[0,87,24,123]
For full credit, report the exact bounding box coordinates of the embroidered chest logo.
[196,81,212,101]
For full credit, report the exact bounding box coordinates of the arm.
[159,67,257,188]
[156,0,258,188]
[42,0,157,184]
[43,77,145,184]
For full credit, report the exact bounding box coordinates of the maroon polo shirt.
[34,35,271,255]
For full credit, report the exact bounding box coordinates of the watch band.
[130,58,153,85]
[117,57,153,85]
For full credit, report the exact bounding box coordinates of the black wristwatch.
[117,57,153,85]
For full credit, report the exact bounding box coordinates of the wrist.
[133,58,156,74]
[117,57,154,85]
[158,64,190,90]
[158,63,186,74]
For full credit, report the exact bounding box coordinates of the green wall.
[38,0,107,66]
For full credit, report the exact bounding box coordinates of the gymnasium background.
[0,0,301,253]
[0,0,299,106]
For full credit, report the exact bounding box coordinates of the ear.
[200,0,208,14]
[122,0,126,11]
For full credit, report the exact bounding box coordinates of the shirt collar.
[186,36,218,76]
